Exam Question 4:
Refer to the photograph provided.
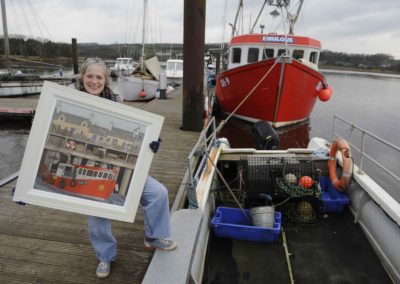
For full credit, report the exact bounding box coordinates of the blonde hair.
[76,57,111,91]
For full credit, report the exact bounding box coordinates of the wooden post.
[182,0,206,131]
[71,38,79,74]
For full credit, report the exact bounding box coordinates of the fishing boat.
[215,0,332,128]
[165,59,183,86]
[117,0,160,102]
[109,57,136,77]
[143,115,400,283]
[42,163,118,200]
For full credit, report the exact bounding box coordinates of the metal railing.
[186,117,217,208]
[332,115,400,183]
[0,171,19,188]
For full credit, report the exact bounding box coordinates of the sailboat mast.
[1,0,10,71]
[140,0,147,71]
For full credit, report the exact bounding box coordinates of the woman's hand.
[149,138,162,153]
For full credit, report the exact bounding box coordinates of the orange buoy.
[299,176,313,188]
[328,138,353,191]
[139,89,147,98]
[319,85,333,101]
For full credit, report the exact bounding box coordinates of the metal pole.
[182,0,206,131]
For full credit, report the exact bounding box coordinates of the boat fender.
[139,89,147,98]
[328,138,353,191]
[318,84,333,101]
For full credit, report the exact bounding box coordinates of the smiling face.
[82,64,106,96]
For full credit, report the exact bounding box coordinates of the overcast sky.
[3,0,400,59]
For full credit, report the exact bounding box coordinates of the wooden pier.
[0,87,201,283]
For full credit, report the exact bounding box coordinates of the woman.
[76,58,177,279]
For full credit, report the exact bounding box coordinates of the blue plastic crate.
[211,207,281,243]
[320,176,349,213]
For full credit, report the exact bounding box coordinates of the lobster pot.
[282,196,322,224]
[240,156,283,199]
[276,156,320,198]
[275,157,322,223]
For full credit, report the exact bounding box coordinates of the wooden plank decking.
[0,87,201,283]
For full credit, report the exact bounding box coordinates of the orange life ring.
[328,138,353,191]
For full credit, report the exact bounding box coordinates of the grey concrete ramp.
[142,209,203,284]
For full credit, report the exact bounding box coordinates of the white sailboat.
[117,0,160,102]
[0,0,70,98]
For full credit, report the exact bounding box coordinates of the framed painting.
[13,81,164,222]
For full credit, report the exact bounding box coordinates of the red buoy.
[139,90,147,98]
[299,176,313,188]
[319,85,333,101]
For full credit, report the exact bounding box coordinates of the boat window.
[93,171,98,177]
[64,166,74,177]
[167,61,175,70]
[309,51,318,63]
[108,174,113,180]
[231,48,241,63]
[293,50,304,60]
[262,49,274,59]
[87,170,94,177]
[278,49,287,56]
[82,169,87,176]
[247,48,259,63]
[98,172,103,178]
[78,168,82,175]
[103,173,109,179]
[176,62,183,71]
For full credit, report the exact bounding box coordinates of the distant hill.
[1,37,399,73]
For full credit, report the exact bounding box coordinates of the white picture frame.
[13,81,164,222]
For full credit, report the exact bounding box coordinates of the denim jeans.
[87,176,171,262]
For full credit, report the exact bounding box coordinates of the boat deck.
[0,86,201,283]
[204,186,393,284]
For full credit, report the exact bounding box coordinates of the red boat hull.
[215,58,326,127]
[44,176,115,200]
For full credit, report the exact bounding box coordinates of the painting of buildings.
[35,101,147,206]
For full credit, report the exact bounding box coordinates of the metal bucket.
[250,206,275,228]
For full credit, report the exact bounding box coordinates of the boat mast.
[1,0,10,72]
[230,0,243,38]
[140,0,147,71]
[287,0,304,35]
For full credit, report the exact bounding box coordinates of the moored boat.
[117,0,160,102]
[215,0,332,128]
[143,115,400,283]
[109,57,136,77]
[165,59,183,86]
[0,73,71,97]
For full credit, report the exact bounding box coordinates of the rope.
[215,54,283,134]
[282,228,295,284]
[203,149,253,225]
